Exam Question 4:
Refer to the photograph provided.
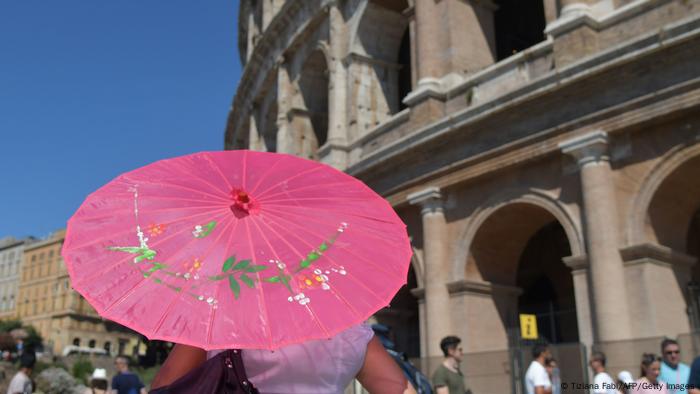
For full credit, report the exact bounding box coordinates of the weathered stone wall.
[229,0,700,390]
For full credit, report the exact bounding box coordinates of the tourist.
[589,351,617,394]
[110,356,146,394]
[85,368,109,394]
[659,339,690,394]
[432,336,471,394]
[6,352,35,394]
[151,324,417,393]
[545,357,561,394]
[525,343,552,394]
[618,371,635,394]
[631,353,669,394]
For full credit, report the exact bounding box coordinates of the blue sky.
[0,1,241,239]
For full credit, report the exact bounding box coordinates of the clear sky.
[0,1,241,239]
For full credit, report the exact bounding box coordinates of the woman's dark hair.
[91,378,108,390]
[640,353,660,378]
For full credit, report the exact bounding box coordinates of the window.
[73,338,80,346]
[31,255,36,262]
[104,341,111,353]
[88,339,96,348]
[39,252,44,260]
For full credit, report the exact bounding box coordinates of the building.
[0,236,36,319]
[16,230,140,356]
[227,0,700,392]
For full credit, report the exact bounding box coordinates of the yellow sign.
[520,314,538,340]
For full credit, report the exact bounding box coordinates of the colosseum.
[226,0,700,392]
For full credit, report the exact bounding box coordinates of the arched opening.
[517,222,578,344]
[253,90,278,152]
[297,50,329,159]
[398,26,412,111]
[494,0,546,61]
[350,0,411,136]
[645,154,700,252]
[373,263,420,359]
[88,339,96,348]
[104,341,112,354]
[73,337,80,346]
[645,152,700,330]
[263,99,278,152]
[467,202,579,349]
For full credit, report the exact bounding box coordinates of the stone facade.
[227,0,700,391]
[16,230,140,356]
[0,237,36,319]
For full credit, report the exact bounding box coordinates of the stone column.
[408,187,452,357]
[620,243,695,338]
[324,3,349,170]
[559,131,631,341]
[275,63,294,155]
[413,0,496,88]
[559,0,597,18]
[562,255,594,349]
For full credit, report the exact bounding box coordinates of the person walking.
[84,368,109,394]
[525,344,553,394]
[659,339,690,394]
[618,371,635,394]
[545,358,561,394]
[110,356,146,394]
[589,351,617,394]
[631,353,669,394]
[432,336,471,394]
[6,353,34,394]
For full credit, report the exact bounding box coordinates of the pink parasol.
[62,150,411,350]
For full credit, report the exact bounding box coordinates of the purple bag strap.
[225,349,259,394]
[149,349,259,394]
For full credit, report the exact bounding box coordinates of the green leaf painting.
[240,274,255,288]
[233,259,251,270]
[229,276,241,299]
[222,256,236,272]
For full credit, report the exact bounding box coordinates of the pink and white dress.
[208,324,375,394]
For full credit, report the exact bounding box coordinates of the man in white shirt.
[6,353,34,394]
[589,351,617,394]
[525,344,553,394]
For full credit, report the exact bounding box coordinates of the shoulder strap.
[223,349,259,394]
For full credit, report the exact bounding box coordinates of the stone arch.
[373,243,421,358]
[299,49,329,148]
[347,0,411,135]
[288,46,331,160]
[628,142,700,250]
[457,189,583,349]
[455,189,584,280]
[410,244,425,289]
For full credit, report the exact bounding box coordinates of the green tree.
[22,325,43,351]
[71,357,94,384]
[0,318,22,332]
